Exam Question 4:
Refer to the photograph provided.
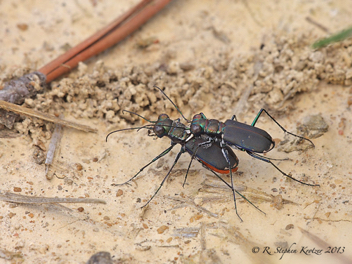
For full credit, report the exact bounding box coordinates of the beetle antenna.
[122,110,156,123]
[153,85,191,123]
[106,125,154,142]
[106,123,190,141]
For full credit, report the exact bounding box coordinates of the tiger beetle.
[106,108,262,221]
[188,110,319,188]
[107,86,318,221]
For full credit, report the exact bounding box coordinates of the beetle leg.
[201,156,266,220]
[141,145,185,208]
[182,144,200,187]
[247,151,319,187]
[230,114,238,121]
[250,153,290,161]
[220,139,247,221]
[251,108,315,148]
[183,137,215,187]
[112,143,176,186]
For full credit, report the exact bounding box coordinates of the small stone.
[285,224,294,230]
[75,163,83,171]
[157,225,169,234]
[86,252,112,264]
[13,187,22,192]
[116,189,123,197]
[8,212,16,218]
[17,23,28,31]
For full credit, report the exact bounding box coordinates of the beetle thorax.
[153,114,172,138]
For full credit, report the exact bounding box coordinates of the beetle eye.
[190,124,202,135]
[193,114,202,120]
[154,125,165,137]
[158,114,169,121]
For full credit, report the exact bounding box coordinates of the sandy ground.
[0,0,352,263]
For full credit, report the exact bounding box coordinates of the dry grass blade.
[0,192,106,204]
[312,26,352,49]
[0,100,97,133]
[173,227,200,238]
[45,122,63,179]
[305,17,330,33]
[165,195,218,218]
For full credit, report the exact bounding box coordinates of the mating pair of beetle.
[106,86,319,221]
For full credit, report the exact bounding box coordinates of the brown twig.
[39,0,173,83]
[0,0,172,131]
[305,17,330,34]
[0,100,97,133]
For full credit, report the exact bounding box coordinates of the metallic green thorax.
[154,114,189,143]
[169,120,188,143]
[190,113,225,137]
